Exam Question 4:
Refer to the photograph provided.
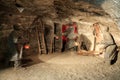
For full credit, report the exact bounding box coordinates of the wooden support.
[39,19,47,54]
[35,26,41,54]
[54,23,62,52]
[93,36,96,51]
[19,46,23,59]
[49,29,54,54]
[44,20,54,54]
[33,17,47,54]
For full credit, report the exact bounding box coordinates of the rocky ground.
[0,51,120,80]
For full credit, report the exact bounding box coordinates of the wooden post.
[35,26,41,54]
[54,23,62,52]
[39,19,47,54]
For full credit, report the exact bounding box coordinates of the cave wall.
[0,14,36,38]
[74,0,120,28]
[0,0,120,60]
[101,0,120,28]
[0,14,37,60]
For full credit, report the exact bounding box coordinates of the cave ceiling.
[0,0,120,27]
[0,0,55,16]
[0,0,107,17]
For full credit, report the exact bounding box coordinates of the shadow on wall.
[81,0,120,28]
[73,0,105,6]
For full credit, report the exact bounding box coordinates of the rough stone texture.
[0,52,120,80]
[0,0,120,62]
[0,1,120,80]
[101,0,120,30]
[77,0,120,28]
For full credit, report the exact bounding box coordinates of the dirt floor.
[0,51,120,80]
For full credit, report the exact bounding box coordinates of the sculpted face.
[93,22,99,27]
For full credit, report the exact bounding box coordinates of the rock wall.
[75,0,120,28]
[101,0,120,28]
[0,0,120,60]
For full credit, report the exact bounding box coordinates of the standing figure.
[6,24,22,68]
[62,24,69,52]
[65,23,79,51]
[92,22,104,52]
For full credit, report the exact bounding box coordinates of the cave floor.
[0,51,120,80]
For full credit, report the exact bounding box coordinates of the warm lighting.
[55,36,59,39]
[24,44,30,49]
